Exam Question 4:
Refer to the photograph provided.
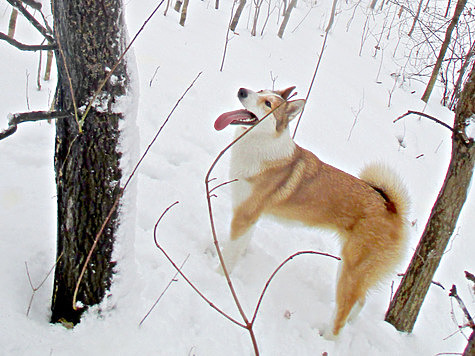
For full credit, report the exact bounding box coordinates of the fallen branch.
[0,32,55,51]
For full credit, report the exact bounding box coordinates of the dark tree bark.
[385,63,475,332]
[464,330,475,356]
[51,0,128,325]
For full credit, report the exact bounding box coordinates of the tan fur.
[221,87,409,337]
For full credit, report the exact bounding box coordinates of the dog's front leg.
[219,201,262,273]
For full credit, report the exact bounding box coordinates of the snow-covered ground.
[1,1,474,355]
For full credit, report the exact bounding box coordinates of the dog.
[214,86,409,337]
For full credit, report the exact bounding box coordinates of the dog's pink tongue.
[214,109,252,131]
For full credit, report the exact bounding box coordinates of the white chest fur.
[229,127,296,207]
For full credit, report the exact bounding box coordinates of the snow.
[1,0,474,355]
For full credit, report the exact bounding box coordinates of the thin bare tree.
[230,0,247,31]
[421,0,467,103]
[179,0,189,26]
[407,0,425,37]
[278,0,297,38]
[385,62,475,333]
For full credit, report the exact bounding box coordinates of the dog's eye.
[265,100,272,108]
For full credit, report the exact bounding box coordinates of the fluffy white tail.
[359,163,410,218]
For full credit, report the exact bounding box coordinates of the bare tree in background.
[407,0,424,37]
[230,0,247,32]
[421,0,467,103]
[180,0,190,26]
[385,63,475,333]
[278,0,297,38]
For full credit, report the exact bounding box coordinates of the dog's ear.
[277,86,296,100]
[286,99,305,121]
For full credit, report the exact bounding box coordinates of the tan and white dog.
[214,87,409,337]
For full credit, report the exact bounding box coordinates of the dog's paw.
[215,260,235,276]
[319,326,338,341]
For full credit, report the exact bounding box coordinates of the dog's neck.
[230,127,296,179]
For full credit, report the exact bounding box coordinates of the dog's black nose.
[238,88,248,99]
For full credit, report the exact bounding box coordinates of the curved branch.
[152,201,246,329]
[251,250,341,324]
[393,110,455,133]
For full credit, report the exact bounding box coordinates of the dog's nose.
[238,88,248,99]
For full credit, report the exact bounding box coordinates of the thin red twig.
[251,250,340,324]
[152,201,246,328]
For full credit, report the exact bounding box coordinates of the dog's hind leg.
[331,236,390,336]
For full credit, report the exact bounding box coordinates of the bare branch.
[25,252,63,316]
[465,271,475,285]
[393,110,455,133]
[292,31,329,139]
[139,253,190,326]
[0,32,55,51]
[9,111,70,125]
[450,285,475,330]
[19,0,42,10]
[252,250,341,324]
[0,111,70,141]
[6,0,54,43]
[0,126,17,141]
[151,201,246,329]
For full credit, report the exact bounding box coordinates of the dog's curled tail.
[359,163,410,218]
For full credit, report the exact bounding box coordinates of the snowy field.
[1,0,474,355]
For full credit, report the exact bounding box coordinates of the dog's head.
[215,87,305,136]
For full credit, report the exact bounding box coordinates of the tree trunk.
[180,0,189,26]
[8,8,18,37]
[51,0,128,325]
[385,63,475,333]
[230,0,246,32]
[449,40,475,110]
[408,0,424,37]
[464,330,475,356]
[421,0,467,103]
[278,0,297,38]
